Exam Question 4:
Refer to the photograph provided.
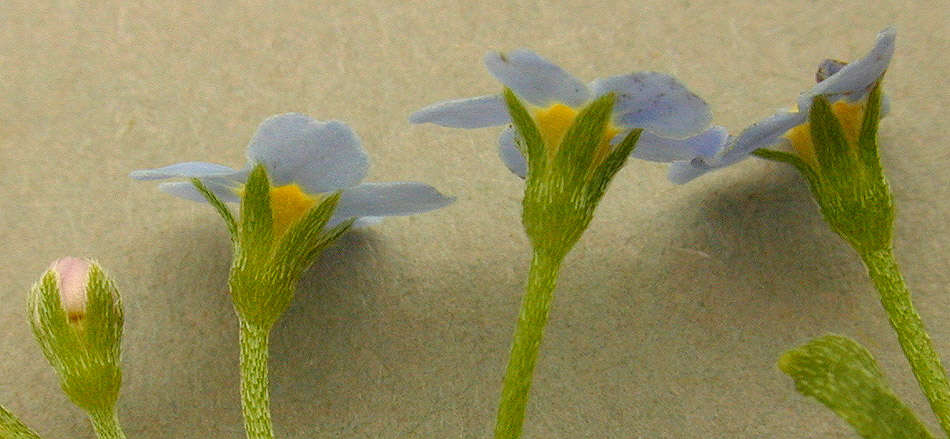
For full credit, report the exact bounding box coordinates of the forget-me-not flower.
[669,27,896,184]
[410,49,728,178]
[132,113,454,235]
[412,50,731,438]
[133,114,453,436]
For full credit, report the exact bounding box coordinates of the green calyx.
[191,164,354,329]
[28,263,123,414]
[779,334,933,439]
[753,83,893,254]
[503,89,641,257]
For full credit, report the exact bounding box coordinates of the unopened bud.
[50,257,92,323]
[28,257,123,413]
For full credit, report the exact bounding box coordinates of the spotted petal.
[590,72,712,138]
[484,49,589,108]
[668,158,720,184]
[130,161,238,181]
[716,110,806,165]
[246,113,369,193]
[630,126,728,162]
[409,95,510,128]
[333,182,455,220]
[667,110,806,184]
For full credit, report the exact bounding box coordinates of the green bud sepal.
[503,88,641,257]
[752,83,893,254]
[191,164,354,329]
[28,260,123,416]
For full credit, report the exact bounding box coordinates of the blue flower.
[132,113,453,233]
[410,49,727,178]
[669,27,896,184]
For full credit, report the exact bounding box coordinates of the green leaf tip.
[0,404,42,439]
[273,191,349,279]
[780,334,934,439]
[858,81,884,170]
[809,95,859,183]
[191,177,237,239]
[503,88,545,178]
[240,164,275,253]
[553,92,615,182]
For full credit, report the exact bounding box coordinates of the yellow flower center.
[533,103,620,168]
[534,104,577,155]
[269,183,321,237]
[784,99,867,167]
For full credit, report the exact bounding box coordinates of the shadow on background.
[122,219,389,436]
[538,165,877,434]
[645,166,866,340]
[119,220,238,435]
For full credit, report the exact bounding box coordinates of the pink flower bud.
[50,257,92,322]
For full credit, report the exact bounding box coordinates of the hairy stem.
[0,404,42,439]
[494,249,564,439]
[863,248,950,436]
[239,320,274,439]
[88,408,125,439]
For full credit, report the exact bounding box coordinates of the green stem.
[239,320,275,439]
[0,404,42,439]
[494,249,564,439]
[862,248,950,436]
[88,409,125,439]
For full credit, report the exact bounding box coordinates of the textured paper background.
[1,1,948,437]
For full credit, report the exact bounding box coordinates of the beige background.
[1,1,948,438]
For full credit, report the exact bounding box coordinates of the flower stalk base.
[862,248,950,436]
[89,409,126,439]
[239,320,275,439]
[494,249,563,439]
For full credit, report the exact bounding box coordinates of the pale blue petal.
[334,182,454,219]
[130,161,237,180]
[668,28,895,186]
[667,110,804,184]
[246,113,369,193]
[799,27,896,110]
[484,49,589,107]
[630,126,728,163]
[668,157,728,184]
[409,95,510,128]
[157,180,241,203]
[347,216,384,228]
[716,110,806,164]
[498,126,527,178]
[590,72,712,138]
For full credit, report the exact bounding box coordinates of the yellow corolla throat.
[783,99,867,168]
[268,183,323,236]
[532,103,621,168]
